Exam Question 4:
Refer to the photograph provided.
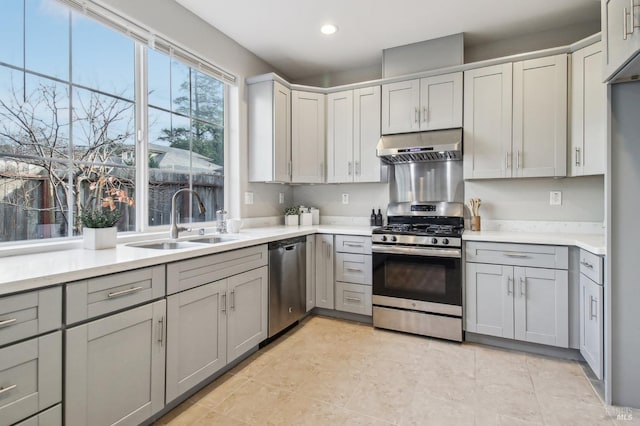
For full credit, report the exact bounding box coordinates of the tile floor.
[155,315,638,426]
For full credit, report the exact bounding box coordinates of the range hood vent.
[377,128,462,164]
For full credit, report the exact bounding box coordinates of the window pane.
[148,49,171,111]
[25,0,69,80]
[192,70,224,126]
[72,12,134,99]
[171,60,190,114]
[0,72,70,160]
[0,157,70,241]
[0,0,24,68]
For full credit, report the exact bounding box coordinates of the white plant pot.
[83,226,117,250]
[285,215,299,226]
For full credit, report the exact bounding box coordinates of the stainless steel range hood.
[376,128,462,164]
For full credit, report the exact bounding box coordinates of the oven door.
[372,245,462,306]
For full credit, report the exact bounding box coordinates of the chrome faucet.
[170,189,207,239]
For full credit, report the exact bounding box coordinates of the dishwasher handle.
[284,244,297,251]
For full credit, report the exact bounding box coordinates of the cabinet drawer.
[66,266,165,325]
[0,287,61,347]
[14,404,61,426]
[466,242,568,269]
[579,249,603,284]
[167,245,268,295]
[334,235,372,254]
[335,253,372,285]
[0,332,61,426]
[335,282,372,316]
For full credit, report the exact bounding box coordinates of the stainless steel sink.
[187,236,236,244]
[129,241,205,250]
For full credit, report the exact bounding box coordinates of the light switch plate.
[244,192,254,205]
[279,192,284,204]
[342,193,349,204]
[550,191,562,206]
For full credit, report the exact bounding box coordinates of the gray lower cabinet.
[466,242,569,348]
[65,300,166,426]
[315,234,334,309]
[579,249,604,380]
[0,332,61,426]
[306,235,316,312]
[165,266,268,404]
[14,404,61,426]
[166,280,227,404]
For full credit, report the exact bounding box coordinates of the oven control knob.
[390,236,397,242]
[442,238,449,245]
[380,235,387,242]
[431,238,438,244]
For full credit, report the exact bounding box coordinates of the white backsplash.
[320,216,372,226]
[476,220,605,234]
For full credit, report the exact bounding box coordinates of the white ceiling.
[175,0,600,81]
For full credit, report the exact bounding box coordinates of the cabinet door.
[381,79,420,134]
[306,235,316,312]
[603,0,640,81]
[419,72,462,130]
[227,266,268,362]
[513,267,568,348]
[463,63,513,179]
[326,90,354,183]
[292,91,325,183]
[273,81,292,182]
[65,300,166,426]
[354,86,382,183]
[0,332,61,426]
[571,43,606,176]
[165,280,227,404]
[315,234,334,309]
[465,263,514,338]
[513,55,567,178]
[580,274,604,379]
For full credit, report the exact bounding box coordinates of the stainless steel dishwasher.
[268,236,306,337]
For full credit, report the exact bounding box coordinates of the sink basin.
[188,236,236,244]
[129,241,205,250]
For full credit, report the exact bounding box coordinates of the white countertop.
[0,224,606,296]
[463,230,606,255]
[0,225,374,296]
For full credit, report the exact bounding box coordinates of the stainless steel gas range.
[371,202,464,342]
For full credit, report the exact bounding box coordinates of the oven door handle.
[372,244,461,258]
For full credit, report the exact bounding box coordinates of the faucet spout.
[170,189,207,239]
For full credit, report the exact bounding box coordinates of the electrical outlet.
[342,193,349,204]
[279,192,284,204]
[244,191,254,205]
[550,191,562,206]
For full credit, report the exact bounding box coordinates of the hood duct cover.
[376,128,462,164]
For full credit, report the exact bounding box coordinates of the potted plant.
[284,206,300,226]
[80,177,134,250]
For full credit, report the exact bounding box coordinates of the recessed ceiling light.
[320,24,338,35]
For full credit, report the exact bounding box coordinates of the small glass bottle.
[370,209,376,226]
[375,209,383,226]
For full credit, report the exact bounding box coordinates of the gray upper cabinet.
[248,80,291,183]
[602,0,640,81]
[65,300,166,426]
[166,280,227,404]
[464,55,567,179]
[570,42,606,176]
[381,73,462,135]
[291,90,326,183]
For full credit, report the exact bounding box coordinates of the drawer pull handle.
[0,384,17,396]
[504,253,529,258]
[345,297,361,303]
[346,267,363,273]
[0,318,17,328]
[107,286,144,298]
[345,243,363,248]
[580,260,594,269]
